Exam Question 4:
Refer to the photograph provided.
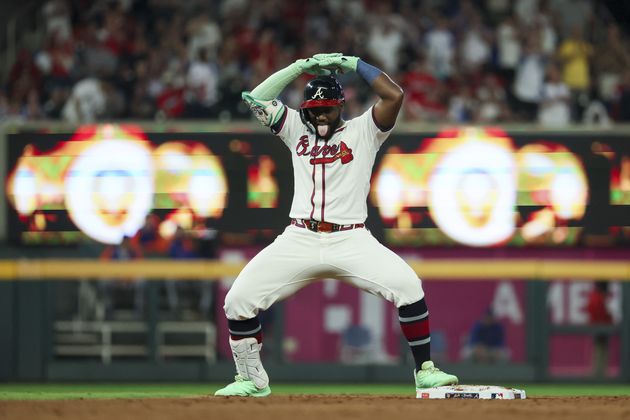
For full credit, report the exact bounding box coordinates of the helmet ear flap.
[300,108,315,134]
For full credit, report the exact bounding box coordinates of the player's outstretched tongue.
[317,125,329,137]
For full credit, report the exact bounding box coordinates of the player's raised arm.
[241,56,335,128]
[313,53,404,130]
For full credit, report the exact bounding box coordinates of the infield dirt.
[2,395,630,420]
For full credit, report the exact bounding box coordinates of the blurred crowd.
[100,213,219,261]
[2,0,630,127]
[96,213,218,319]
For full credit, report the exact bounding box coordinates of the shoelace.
[420,365,442,375]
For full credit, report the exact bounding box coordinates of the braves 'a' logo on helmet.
[311,87,327,100]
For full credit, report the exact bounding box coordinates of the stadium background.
[1,0,630,394]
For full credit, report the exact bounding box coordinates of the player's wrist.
[290,60,308,76]
[341,56,359,72]
[249,64,303,100]
[356,59,383,85]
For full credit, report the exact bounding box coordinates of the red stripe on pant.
[230,333,263,343]
[401,319,430,340]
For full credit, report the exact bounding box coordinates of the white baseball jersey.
[274,104,391,224]
[223,101,424,321]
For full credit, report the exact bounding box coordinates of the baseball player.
[215,53,458,397]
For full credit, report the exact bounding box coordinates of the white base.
[416,385,526,399]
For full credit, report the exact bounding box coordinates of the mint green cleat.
[415,361,459,389]
[214,375,271,397]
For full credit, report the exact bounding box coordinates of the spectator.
[557,25,593,121]
[462,308,509,363]
[155,76,186,119]
[586,281,613,378]
[184,47,219,118]
[512,34,546,121]
[137,213,166,254]
[0,90,23,121]
[459,12,492,73]
[616,70,630,121]
[42,85,70,118]
[448,84,476,123]
[61,78,108,123]
[215,34,250,120]
[476,73,511,122]
[34,32,75,85]
[401,57,444,121]
[3,0,629,124]
[99,236,145,319]
[42,0,72,42]
[128,58,156,119]
[0,89,27,121]
[514,0,540,27]
[164,226,206,318]
[192,218,219,260]
[76,20,119,79]
[168,226,198,260]
[549,0,593,38]
[594,24,630,110]
[7,49,42,106]
[582,97,612,127]
[366,15,404,74]
[424,16,455,79]
[340,324,374,364]
[484,0,512,24]
[23,88,44,120]
[186,9,222,61]
[99,3,130,60]
[163,225,213,319]
[538,64,571,127]
[536,4,559,56]
[587,281,613,324]
[452,0,478,36]
[495,15,521,90]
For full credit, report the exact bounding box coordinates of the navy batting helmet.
[300,76,345,109]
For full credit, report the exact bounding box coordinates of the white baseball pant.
[224,225,424,320]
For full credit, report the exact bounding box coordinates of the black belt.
[291,218,365,233]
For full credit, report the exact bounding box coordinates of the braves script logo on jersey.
[296,135,354,165]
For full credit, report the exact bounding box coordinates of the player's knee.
[223,288,241,318]
[223,286,256,320]
[392,277,424,307]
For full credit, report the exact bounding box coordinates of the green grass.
[1,383,630,400]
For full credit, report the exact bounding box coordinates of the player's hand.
[312,52,343,61]
[339,56,359,72]
[313,54,359,74]
[294,58,331,76]
[311,53,344,72]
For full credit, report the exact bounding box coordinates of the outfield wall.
[1,121,629,383]
[0,257,628,383]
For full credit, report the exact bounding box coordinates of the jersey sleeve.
[273,107,303,148]
[355,105,394,150]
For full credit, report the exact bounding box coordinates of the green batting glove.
[312,53,345,73]
[312,52,343,61]
[313,55,360,74]
[337,55,359,73]
[293,58,331,76]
